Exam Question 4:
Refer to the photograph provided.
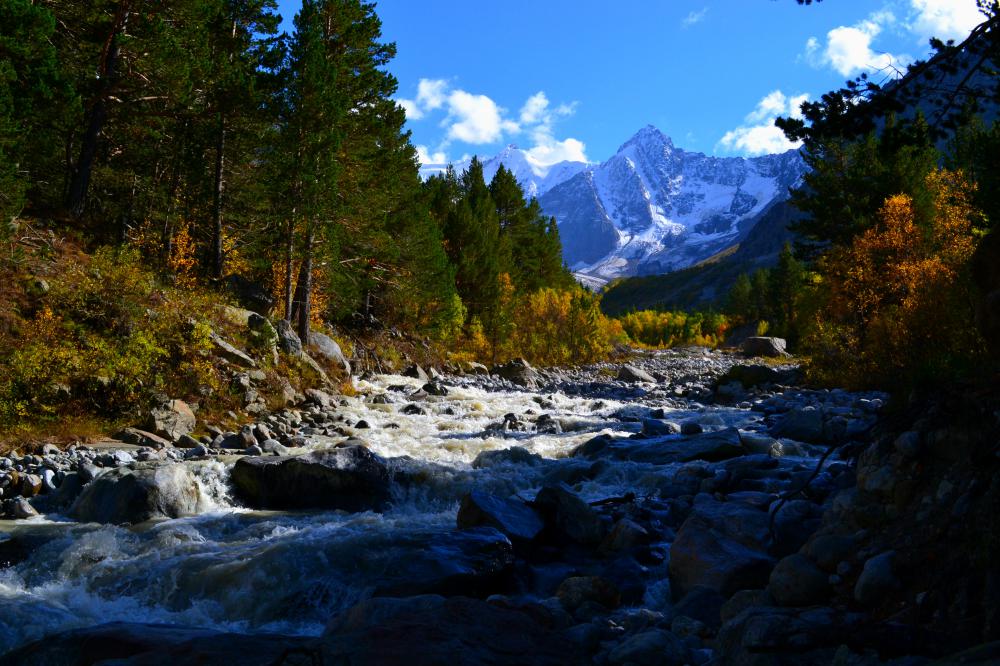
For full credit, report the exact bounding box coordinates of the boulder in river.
[70,464,205,525]
[491,358,540,387]
[230,443,392,512]
[617,364,656,383]
[771,406,827,444]
[742,336,791,358]
[533,485,606,545]
[573,428,744,465]
[402,364,429,381]
[457,490,544,543]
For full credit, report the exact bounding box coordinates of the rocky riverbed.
[4,344,978,665]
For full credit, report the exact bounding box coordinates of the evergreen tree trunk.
[212,113,226,278]
[294,224,315,347]
[67,22,124,219]
[284,216,295,320]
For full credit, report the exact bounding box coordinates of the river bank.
[0,346,996,665]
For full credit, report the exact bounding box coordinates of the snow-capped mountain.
[538,126,806,284]
[427,126,806,285]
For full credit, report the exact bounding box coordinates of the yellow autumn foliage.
[805,169,986,388]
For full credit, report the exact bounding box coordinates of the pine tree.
[0,0,75,224]
[768,242,806,340]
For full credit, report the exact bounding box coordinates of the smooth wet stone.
[10,497,38,519]
[457,490,544,542]
[70,464,205,525]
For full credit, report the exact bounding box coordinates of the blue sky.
[275,0,985,168]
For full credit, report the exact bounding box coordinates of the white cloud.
[415,145,448,166]
[717,90,808,156]
[682,7,708,28]
[519,92,549,125]
[416,79,448,111]
[398,99,423,120]
[401,80,586,166]
[444,90,519,144]
[396,78,449,121]
[909,0,983,43]
[805,11,912,77]
[526,136,588,166]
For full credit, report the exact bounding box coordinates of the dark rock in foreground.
[230,443,392,511]
[457,490,544,543]
[321,595,585,665]
[573,428,745,464]
[0,622,312,666]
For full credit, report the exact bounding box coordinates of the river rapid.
[0,348,886,662]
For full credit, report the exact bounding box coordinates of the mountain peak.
[619,125,673,153]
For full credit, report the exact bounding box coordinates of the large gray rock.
[771,406,826,444]
[230,444,392,512]
[70,464,205,525]
[767,553,831,607]
[209,332,257,368]
[617,364,656,383]
[402,364,429,382]
[718,364,789,388]
[117,427,172,450]
[491,358,540,388]
[320,594,584,665]
[574,428,745,464]
[669,496,775,597]
[275,319,303,356]
[145,399,196,442]
[457,490,544,542]
[742,336,791,358]
[854,551,901,606]
[310,330,352,375]
[533,485,606,545]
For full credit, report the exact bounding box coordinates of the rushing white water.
[0,366,774,653]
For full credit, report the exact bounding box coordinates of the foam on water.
[0,368,767,653]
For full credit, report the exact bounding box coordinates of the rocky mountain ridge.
[447,127,807,286]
